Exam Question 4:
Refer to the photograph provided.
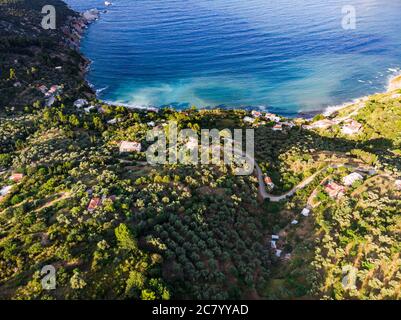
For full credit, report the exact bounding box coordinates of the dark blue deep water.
[65,0,401,116]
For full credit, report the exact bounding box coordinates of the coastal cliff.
[0,0,94,109]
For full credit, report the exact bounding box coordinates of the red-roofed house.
[88,197,102,212]
[49,85,58,93]
[264,176,275,189]
[272,124,283,131]
[9,173,24,182]
[251,111,262,118]
[38,85,48,94]
[324,182,345,199]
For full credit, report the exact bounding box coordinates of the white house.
[119,141,141,153]
[341,119,362,135]
[243,116,254,124]
[391,93,401,99]
[275,249,282,257]
[74,99,88,108]
[265,113,280,122]
[45,96,56,107]
[272,124,283,131]
[395,180,401,191]
[84,105,96,113]
[342,172,363,186]
[271,241,277,249]
[271,235,279,240]
[301,208,310,217]
[147,121,156,127]
[0,185,12,197]
[291,220,299,225]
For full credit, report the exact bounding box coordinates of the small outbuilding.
[74,99,88,108]
[301,208,310,217]
[342,172,363,186]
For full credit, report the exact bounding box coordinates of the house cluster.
[324,181,345,199]
[270,234,282,257]
[270,235,291,260]
[243,111,295,130]
[87,194,116,212]
[119,141,142,153]
[303,117,363,135]
[323,172,364,199]
[37,84,63,97]
[269,205,314,259]
[74,99,106,114]
[291,207,311,226]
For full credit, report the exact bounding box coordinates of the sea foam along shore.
[323,71,401,117]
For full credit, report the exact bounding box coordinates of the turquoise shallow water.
[65,0,401,116]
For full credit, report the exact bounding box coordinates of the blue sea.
[65,0,401,116]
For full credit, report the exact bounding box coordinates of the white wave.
[96,86,109,94]
[102,99,159,111]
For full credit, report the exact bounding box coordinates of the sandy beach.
[323,72,401,117]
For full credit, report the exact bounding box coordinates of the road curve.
[237,147,376,202]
